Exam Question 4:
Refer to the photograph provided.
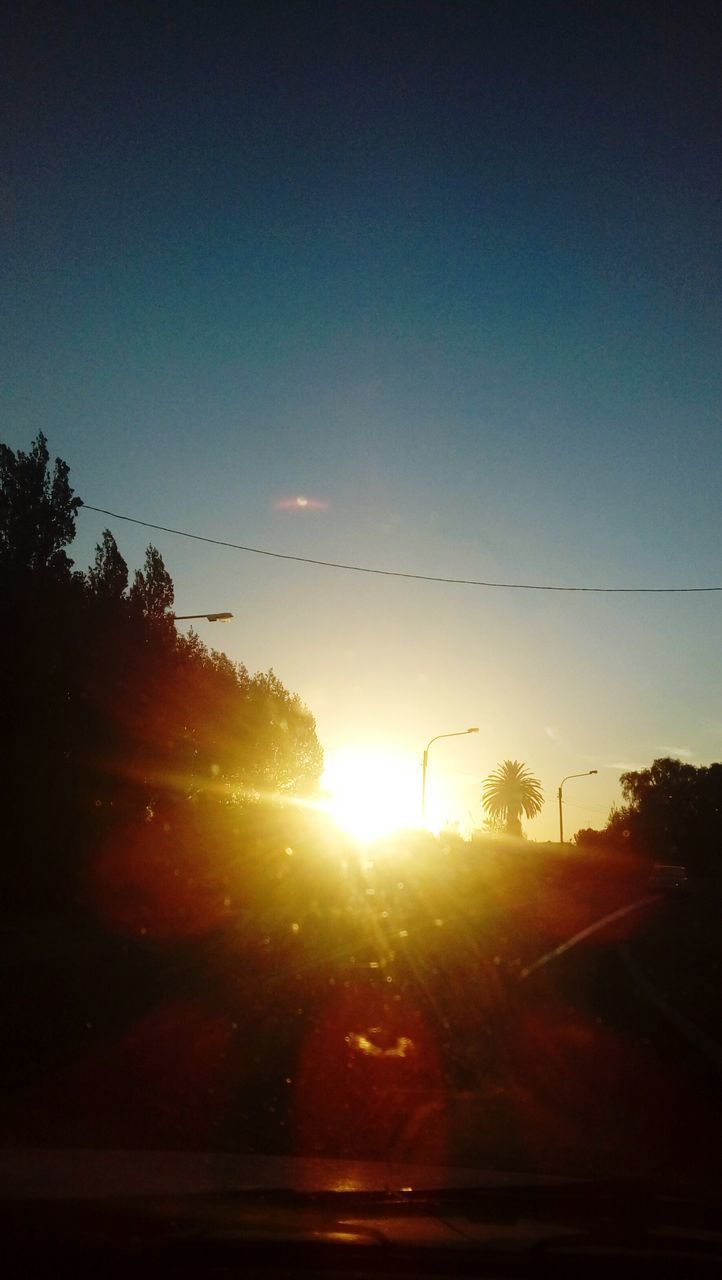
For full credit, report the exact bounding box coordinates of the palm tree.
[482,760,544,837]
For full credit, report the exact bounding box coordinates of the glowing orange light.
[293,987,448,1165]
[346,1031,414,1059]
[274,495,328,510]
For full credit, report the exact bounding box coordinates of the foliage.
[87,530,129,600]
[0,431,81,580]
[574,757,722,869]
[129,544,175,622]
[482,813,507,835]
[0,434,323,909]
[481,759,544,837]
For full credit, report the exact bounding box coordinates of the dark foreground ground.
[2,839,721,1187]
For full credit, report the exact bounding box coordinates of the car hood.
[0,1147,570,1200]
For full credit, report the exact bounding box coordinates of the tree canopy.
[574,756,722,870]
[481,760,544,838]
[0,431,81,581]
[0,434,323,909]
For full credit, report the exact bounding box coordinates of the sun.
[322,748,421,842]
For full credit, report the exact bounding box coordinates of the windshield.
[2,0,721,1213]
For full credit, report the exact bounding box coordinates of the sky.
[3,0,721,839]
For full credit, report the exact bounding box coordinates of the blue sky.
[3,1,721,836]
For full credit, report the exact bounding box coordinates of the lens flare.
[274,495,328,510]
[322,748,424,841]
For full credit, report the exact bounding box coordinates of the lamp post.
[421,727,478,825]
[173,612,233,623]
[558,769,598,843]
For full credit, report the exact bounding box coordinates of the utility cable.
[80,504,722,594]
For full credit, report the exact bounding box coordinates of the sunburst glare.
[322,748,426,842]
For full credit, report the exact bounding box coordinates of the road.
[1,859,721,1185]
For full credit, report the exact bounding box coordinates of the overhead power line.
[79,504,722,594]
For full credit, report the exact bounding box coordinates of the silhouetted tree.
[0,432,81,581]
[482,760,544,837]
[0,436,87,904]
[602,758,720,869]
[87,530,128,601]
[129,544,174,622]
[0,434,323,911]
[574,757,722,870]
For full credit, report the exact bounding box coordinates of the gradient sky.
[3,1,721,838]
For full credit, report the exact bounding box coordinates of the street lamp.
[421,727,478,825]
[558,769,598,843]
[173,612,233,623]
